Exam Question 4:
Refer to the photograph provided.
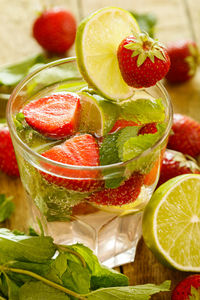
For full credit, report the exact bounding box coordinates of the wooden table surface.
[0,0,200,299]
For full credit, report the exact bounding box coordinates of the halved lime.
[78,91,119,136]
[143,174,200,271]
[75,7,140,101]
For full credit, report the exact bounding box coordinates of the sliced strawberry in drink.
[41,134,103,192]
[88,173,144,206]
[109,119,138,133]
[138,122,157,135]
[23,92,81,139]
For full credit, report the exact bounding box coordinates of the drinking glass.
[7,57,173,268]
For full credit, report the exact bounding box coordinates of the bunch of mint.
[0,228,170,299]
[99,98,166,188]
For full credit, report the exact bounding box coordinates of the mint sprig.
[0,228,171,299]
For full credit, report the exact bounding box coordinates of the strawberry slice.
[23,93,81,139]
[41,134,103,192]
[88,173,144,206]
[138,122,157,135]
[109,119,138,133]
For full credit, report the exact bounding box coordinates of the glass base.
[27,193,143,268]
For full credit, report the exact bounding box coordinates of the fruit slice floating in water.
[23,92,81,139]
[75,7,140,101]
[78,92,119,136]
[41,134,103,192]
[143,174,200,271]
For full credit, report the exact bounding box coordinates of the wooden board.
[0,0,200,299]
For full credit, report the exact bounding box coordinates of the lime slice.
[78,91,119,136]
[75,7,140,101]
[142,174,200,271]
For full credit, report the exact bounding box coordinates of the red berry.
[33,7,76,54]
[144,159,160,186]
[158,149,200,187]
[23,93,81,139]
[117,34,170,88]
[88,174,144,206]
[171,275,200,299]
[166,40,200,83]
[41,134,103,192]
[109,119,138,133]
[0,126,19,177]
[138,122,157,135]
[168,114,200,157]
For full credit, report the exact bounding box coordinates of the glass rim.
[7,57,173,171]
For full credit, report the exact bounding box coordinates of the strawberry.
[165,40,200,83]
[171,275,200,299]
[138,122,157,135]
[168,114,200,157]
[158,149,200,187]
[109,119,138,133]
[88,173,144,206]
[0,126,19,177]
[41,134,103,192]
[33,7,76,54]
[117,33,170,88]
[23,93,81,139]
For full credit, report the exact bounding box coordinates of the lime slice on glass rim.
[78,91,119,136]
[75,7,140,101]
[142,174,200,271]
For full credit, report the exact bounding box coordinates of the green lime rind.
[75,7,140,101]
[78,91,120,136]
[142,174,200,271]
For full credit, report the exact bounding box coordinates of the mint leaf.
[0,195,14,222]
[100,132,121,166]
[117,126,140,160]
[121,98,165,124]
[3,274,20,300]
[61,260,91,294]
[122,123,166,162]
[129,12,157,38]
[68,244,128,290]
[0,54,46,87]
[0,229,56,263]
[19,281,70,300]
[100,132,125,188]
[86,280,171,299]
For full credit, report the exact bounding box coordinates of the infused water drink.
[7,58,172,267]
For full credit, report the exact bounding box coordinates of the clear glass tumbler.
[7,58,173,268]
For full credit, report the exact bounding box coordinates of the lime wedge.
[78,91,119,136]
[75,7,140,101]
[143,174,200,271]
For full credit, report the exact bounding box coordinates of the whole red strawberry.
[158,149,200,186]
[117,33,170,88]
[171,275,200,299]
[23,92,81,139]
[166,40,200,83]
[168,114,200,158]
[33,7,76,54]
[41,134,103,192]
[0,126,19,177]
[88,173,144,206]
